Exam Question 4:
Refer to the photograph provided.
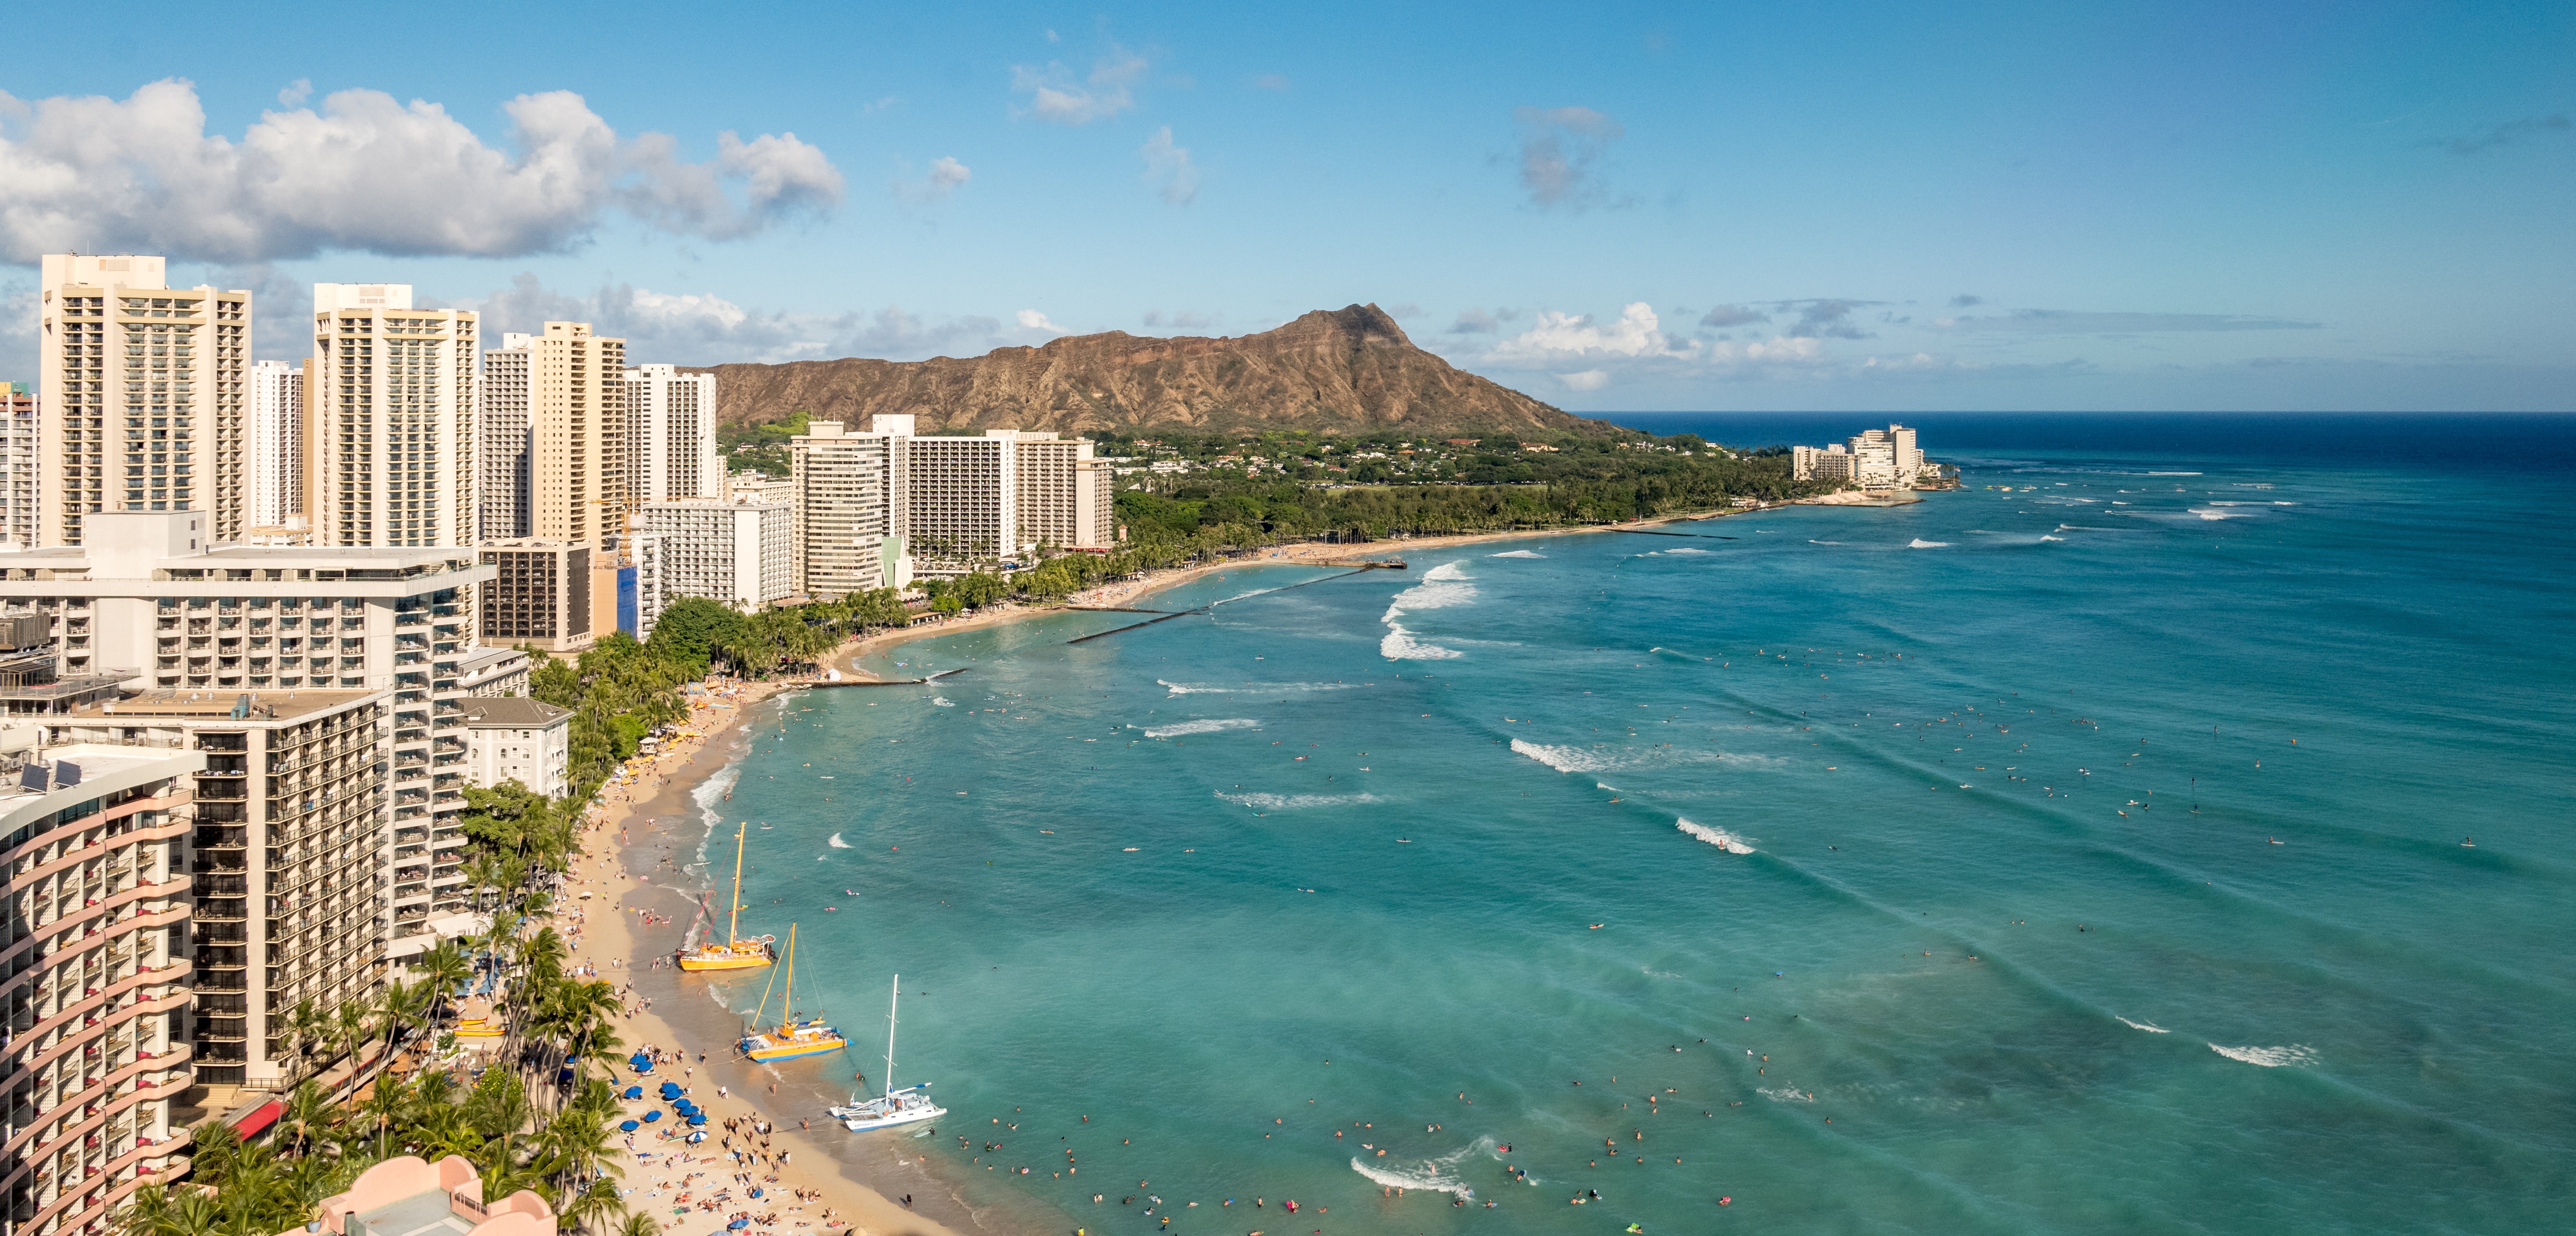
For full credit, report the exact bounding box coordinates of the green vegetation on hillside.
[718,408,808,475]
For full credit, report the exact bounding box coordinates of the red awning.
[230,1098,284,1139]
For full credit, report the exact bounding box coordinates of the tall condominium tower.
[36,254,252,545]
[0,381,33,546]
[787,420,894,598]
[308,284,479,547]
[476,333,535,541]
[528,322,627,548]
[1012,433,1118,551]
[622,364,721,503]
[246,358,303,533]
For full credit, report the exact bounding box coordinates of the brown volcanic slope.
[693,304,1615,437]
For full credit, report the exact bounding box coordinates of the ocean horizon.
[647,411,2574,1235]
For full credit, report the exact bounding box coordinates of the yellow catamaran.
[737,924,846,1062]
[677,821,775,972]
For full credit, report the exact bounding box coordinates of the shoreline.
[551,681,986,1236]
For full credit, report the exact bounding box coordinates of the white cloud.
[1557,369,1610,390]
[1486,302,1693,365]
[0,79,844,263]
[434,274,1011,367]
[1011,48,1147,125]
[894,155,972,204]
[1140,126,1199,205]
[1015,309,1061,332]
[278,79,311,107]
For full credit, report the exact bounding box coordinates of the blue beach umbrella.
[687,1132,707,1144]
[687,1114,706,1126]
[642,1110,661,1123]
[619,1120,639,1132]
[728,1221,748,1230]
[624,1086,643,1099]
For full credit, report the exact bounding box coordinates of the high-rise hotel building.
[476,333,535,542]
[1,382,34,547]
[621,365,720,505]
[528,322,626,549]
[245,359,303,535]
[306,285,478,549]
[35,255,252,546]
[0,745,204,1236]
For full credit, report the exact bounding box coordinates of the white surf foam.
[2147,471,2202,476]
[1489,549,1545,558]
[929,697,955,707]
[2116,1016,2168,1033]
[2040,535,2066,541]
[1808,539,1845,545]
[827,833,851,849]
[1758,1087,1817,1103]
[1158,679,1360,695]
[1215,791,1384,810]
[1139,718,1261,739]
[1677,818,1756,853]
[2188,506,2257,521]
[2209,1043,2314,1067]
[1664,546,1712,554]
[1380,622,1461,660]
[1907,538,1951,548]
[1346,1137,1488,1198]
[1511,738,1611,773]
[1383,560,1477,617]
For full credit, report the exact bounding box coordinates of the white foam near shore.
[1489,549,1545,558]
[1908,538,1951,548]
[2116,1016,2169,1033]
[1665,546,1712,554]
[1215,791,1384,810]
[827,833,852,849]
[1138,718,1261,739]
[2188,506,2258,520]
[1380,562,1476,660]
[1158,679,1358,695]
[1759,1087,1817,1103]
[929,697,955,707]
[2208,1043,2315,1067]
[1346,1137,1490,1199]
[1677,818,1756,853]
[1381,622,1462,660]
[1511,738,1612,773]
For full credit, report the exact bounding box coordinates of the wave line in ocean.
[1137,718,1262,739]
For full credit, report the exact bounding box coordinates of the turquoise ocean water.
[671,415,2575,1235]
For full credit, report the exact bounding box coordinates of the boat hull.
[744,1038,847,1061]
[843,1103,945,1132]
[679,951,772,972]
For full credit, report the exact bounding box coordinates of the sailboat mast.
[780,925,797,1028]
[728,821,747,947]
[885,974,899,1098]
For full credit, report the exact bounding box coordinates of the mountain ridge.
[687,304,1617,437]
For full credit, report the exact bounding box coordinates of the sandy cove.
[544,679,978,1236]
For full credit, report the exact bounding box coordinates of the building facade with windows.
[307,285,478,550]
[476,334,535,542]
[0,744,203,1236]
[35,255,253,547]
[1,382,35,548]
[527,323,626,550]
[459,697,571,798]
[245,359,303,536]
[621,365,720,505]
[642,499,791,611]
[477,541,593,654]
[786,422,894,598]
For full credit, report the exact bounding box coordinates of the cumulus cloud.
[2429,113,2569,155]
[1486,302,1696,365]
[1930,308,2322,333]
[278,79,312,107]
[1012,47,1147,125]
[1698,303,1768,328]
[1557,369,1610,390]
[894,155,972,204]
[1015,309,1061,332]
[438,273,1008,366]
[0,79,843,264]
[1140,126,1199,205]
[1513,106,1625,208]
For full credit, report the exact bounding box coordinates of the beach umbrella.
[624,1086,643,1099]
[619,1120,640,1132]
[687,1114,706,1127]
[687,1132,707,1144]
[642,1110,661,1123]
[727,1221,747,1230]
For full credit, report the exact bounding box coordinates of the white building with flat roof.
[623,365,721,503]
[477,332,535,541]
[1793,424,1926,489]
[460,695,573,798]
[643,498,792,610]
[246,358,303,535]
[308,283,479,549]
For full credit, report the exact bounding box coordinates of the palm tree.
[617,1211,661,1236]
[280,1080,337,1158]
[418,939,471,1022]
[559,1177,625,1235]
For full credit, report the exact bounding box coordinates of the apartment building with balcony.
[640,499,790,611]
[0,745,202,1236]
[43,691,394,1096]
[458,698,570,799]
[0,512,495,968]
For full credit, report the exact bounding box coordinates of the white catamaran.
[829,975,947,1132]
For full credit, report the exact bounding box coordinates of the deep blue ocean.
[672,413,2576,1235]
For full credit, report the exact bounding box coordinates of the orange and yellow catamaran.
[677,821,775,972]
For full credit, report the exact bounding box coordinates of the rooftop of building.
[459,697,570,728]
[0,742,206,818]
[60,689,384,723]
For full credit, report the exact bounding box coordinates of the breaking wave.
[1664,547,1712,554]
[2116,1016,2168,1033]
[1676,818,1756,853]
[1758,1087,1817,1103]
[2188,506,2258,521]
[1380,560,1476,660]
[1808,539,1845,545]
[1907,538,1950,548]
[1347,1137,1490,1198]
[1137,718,1261,739]
[827,833,851,849]
[1157,679,1358,695]
[928,697,955,708]
[1510,739,1611,773]
[2040,535,2067,541]
[1489,549,1545,558]
[2209,1043,2315,1067]
[1215,791,1384,810]
[1381,623,1461,660]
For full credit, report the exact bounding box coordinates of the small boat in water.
[680,821,776,972]
[830,975,947,1132]
[738,925,846,1062]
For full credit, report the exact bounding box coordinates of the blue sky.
[3,1,2568,411]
